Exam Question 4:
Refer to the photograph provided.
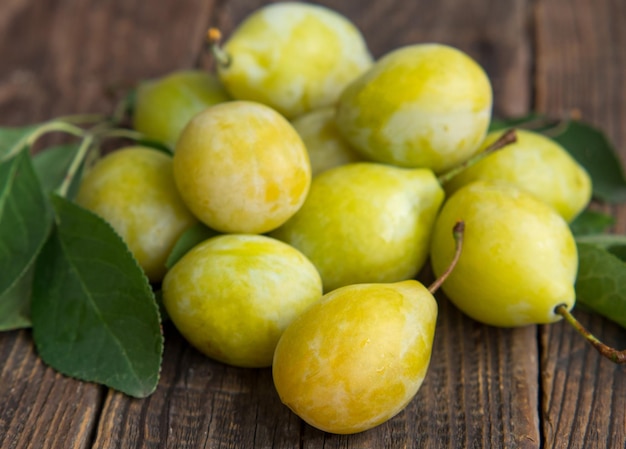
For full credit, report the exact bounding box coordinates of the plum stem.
[437,128,518,185]
[554,304,626,364]
[207,28,232,68]
[428,221,464,294]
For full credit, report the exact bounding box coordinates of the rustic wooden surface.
[1,0,625,447]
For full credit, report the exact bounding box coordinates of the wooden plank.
[92,325,300,448]
[0,330,103,449]
[0,0,217,447]
[353,0,533,118]
[0,0,217,123]
[91,0,540,447]
[12,0,617,446]
[4,1,537,447]
[351,0,540,445]
[540,316,626,448]
[535,0,626,447]
[0,1,106,447]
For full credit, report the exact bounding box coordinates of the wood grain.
[0,330,103,449]
[540,314,626,448]
[92,325,301,449]
[0,0,217,447]
[535,0,626,447]
[0,0,624,447]
[92,1,540,447]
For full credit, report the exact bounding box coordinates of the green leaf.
[576,234,626,263]
[165,222,219,269]
[569,209,615,236]
[0,150,53,299]
[0,124,41,160]
[575,242,626,330]
[550,120,626,203]
[606,245,626,262]
[32,143,81,196]
[31,195,163,398]
[0,265,34,330]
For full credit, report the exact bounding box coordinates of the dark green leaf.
[0,150,53,298]
[165,222,219,269]
[550,120,626,203]
[0,265,33,330]
[0,124,40,159]
[607,245,626,262]
[569,209,615,236]
[32,143,81,196]
[576,234,626,263]
[32,195,163,397]
[575,242,626,330]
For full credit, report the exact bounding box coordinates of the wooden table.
[1,0,625,447]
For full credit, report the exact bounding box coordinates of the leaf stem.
[555,304,626,364]
[57,133,94,198]
[26,120,86,146]
[2,120,86,163]
[428,221,465,294]
[437,129,517,185]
